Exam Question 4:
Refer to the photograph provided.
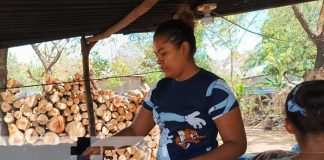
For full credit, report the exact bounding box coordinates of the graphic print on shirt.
[206,79,237,120]
[152,107,207,160]
[175,129,206,149]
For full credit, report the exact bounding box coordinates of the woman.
[84,7,246,160]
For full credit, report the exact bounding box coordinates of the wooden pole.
[0,48,9,137]
[80,37,97,136]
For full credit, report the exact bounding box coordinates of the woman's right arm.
[82,106,155,157]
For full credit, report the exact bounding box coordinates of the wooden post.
[0,48,9,137]
[80,37,97,136]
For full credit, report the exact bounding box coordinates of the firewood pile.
[0,73,160,160]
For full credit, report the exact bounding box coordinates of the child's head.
[153,5,196,78]
[285,80,324,139]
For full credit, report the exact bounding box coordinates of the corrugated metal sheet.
[0,0,313,48]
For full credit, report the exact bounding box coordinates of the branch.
[31,44,48,70]
[26,68,41,83]
[87,0,158,43]
[292,5,317,44]
[317,1,324,35]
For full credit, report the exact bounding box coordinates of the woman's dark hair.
[153,5,196,59]
[285,80,324,135]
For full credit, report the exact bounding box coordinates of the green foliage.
[243,4,318,89]
[90,51,110,78]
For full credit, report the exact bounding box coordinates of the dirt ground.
[217,126,296,153]
[245,127,296,153]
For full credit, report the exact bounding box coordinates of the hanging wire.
[0,70,161,90]
[212,11,324,44]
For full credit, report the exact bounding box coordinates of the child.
[252,80,324,160]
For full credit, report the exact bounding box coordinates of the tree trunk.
[0,48,9,136]
[81,37,97,136]
[315,37,324,69]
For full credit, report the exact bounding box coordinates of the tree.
[0,48,8,136]
[292,0,324,69]
[29,39,71,82]
[203,14,254,89]
[243,5,317,89]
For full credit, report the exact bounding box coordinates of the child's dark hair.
[153,4,196,59]
[285,80,324,135]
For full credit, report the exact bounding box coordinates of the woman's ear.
[285,118,296,134]
[180,41,190,57]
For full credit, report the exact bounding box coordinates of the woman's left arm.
[192,107,247,160]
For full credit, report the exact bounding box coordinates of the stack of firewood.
[0,73,160,160]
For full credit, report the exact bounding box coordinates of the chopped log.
[55,102,67,110]
[13,98,25,109]
[50,91,60,103]
[117,122,126,130]
[43,132,60,145]
[102,126,108,135]
[73,113,82,122]
[117,115,125,122]
[58,86,66,93]
[125,112,133,121]
[82,119,89,126]
[29,114,37,122]
[66,115,74,122]
[45,102,53,112]
[44,85,53,93]
[125,121,132,127]
[110,119,118,126]
[73,97,80,105]
[47,116,65,133]
[47,108,60,117]
[24,128,39,144]
[64,83,72,92]
[95,122,103,131]
[36,114,49,125]
[63,107,71,117]
[66,100,74,107]
[118,107,126,115]
[35,126,45,136]
[80,104,87,112]
[0,92,14,103]
[95,106,105,117]
[8,124,25,146]
[70,104,80,114]
[16,116,31,130]
[73,72,82,81]
[116,148,126,155]
[65,121,86,139]
[1,101,12,112]
[112,112,119,119]
[25,95,39,108]
[102,110,112,122]
[127,146,136,155]
[81,112,88,119]
[113,97,123,107]
[96,95,106,104]
[37,99,47,114]
[20,105,33,117]
[4,113,14,124]
[7,79,16,88]
[128,105,137,113]
[13,110,22,119]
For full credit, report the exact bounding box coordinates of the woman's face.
[153,36,189,78]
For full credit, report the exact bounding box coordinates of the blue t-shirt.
[142,69,239,160]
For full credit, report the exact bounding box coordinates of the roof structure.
[0,0,314,48]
